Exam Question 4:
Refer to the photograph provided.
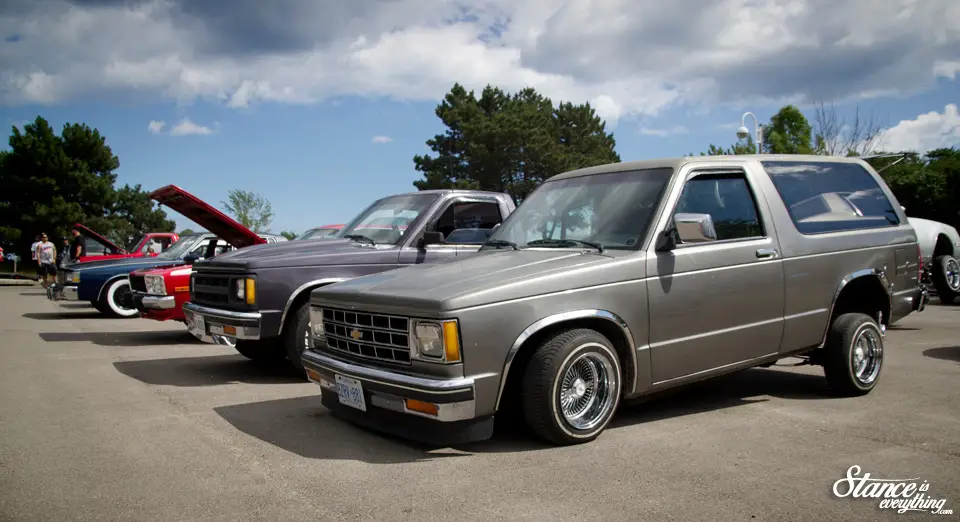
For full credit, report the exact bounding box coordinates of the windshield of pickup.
[155,234,203,259]
[487,167,674,250]
[336,193,439,245]
[297,227,341,240]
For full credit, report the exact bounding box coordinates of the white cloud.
[0,0,958,128]
[147,120,166,134]
[639,125,688,137]
[169,118,215,136]
[371,135,393,144]
[874,104,960,153]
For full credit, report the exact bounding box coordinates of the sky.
[1,0,958,235]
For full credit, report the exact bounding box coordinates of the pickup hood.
[196,239,395,270]
[149,185,265,248]
[68,256,183,273]
[75,223,127,254]
[314,249,627,312]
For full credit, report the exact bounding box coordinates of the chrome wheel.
[946,257,960,291]
[851,326,882,386]
[557,346,617,431]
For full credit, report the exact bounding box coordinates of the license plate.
[335,374,367,412]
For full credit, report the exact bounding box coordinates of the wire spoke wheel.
[945,257,960,292]
[557,348,616,431]
[851,326,882,386]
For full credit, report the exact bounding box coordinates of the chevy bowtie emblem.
[349,329,363,340]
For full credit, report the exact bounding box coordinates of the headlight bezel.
[233,276,256,305]
[411,319,462,364]
[144,275,167,295]
[69,271,80,283]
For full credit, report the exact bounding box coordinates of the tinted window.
[431,201,503,239]
[674,173,764,241]
[762,161,899,234]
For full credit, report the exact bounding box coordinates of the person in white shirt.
[30,235,40,262]
[35,233,57,289]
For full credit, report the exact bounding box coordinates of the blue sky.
[1,0,958,235]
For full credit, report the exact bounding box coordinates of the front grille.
[191,272,236,307]
[320,307,411,365]
[129,274,146,292]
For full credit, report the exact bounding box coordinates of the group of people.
[30,228,87,288]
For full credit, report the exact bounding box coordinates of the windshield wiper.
[343,234,376,245]
[483,238,520,250]
[527,238,605,253]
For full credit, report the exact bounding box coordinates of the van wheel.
[822,313,884,396]
[234,339,285,362]
[932,255,959,304]
[521,328,622,446]
[98,279,138,318]
[282,302,311,378]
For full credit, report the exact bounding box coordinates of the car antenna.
[861,152,919,174]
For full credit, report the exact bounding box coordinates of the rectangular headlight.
[309,307,325,339]
[413,319,461,363]
[234,277,256,304]
[144,275,166,295]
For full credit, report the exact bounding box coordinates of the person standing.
[36,233,57,289]
[69,227,86,261]
[30,235,40,263]
[57,237,70,268]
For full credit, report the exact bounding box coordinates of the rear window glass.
[761,161,900,234]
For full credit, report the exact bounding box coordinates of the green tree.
[871,148,960,230]
[413,83,619,202]
[221,189,273,233]
[179,228,195,235]
[763,105,814,154]
[694,134,757,156]
[280,230,297,241]
[108,183,176,249]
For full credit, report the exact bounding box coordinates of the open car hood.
[74,223,127,254]
[149,185,265,249]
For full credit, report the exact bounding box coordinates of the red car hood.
[74,223,128,254]
[149,185,265,248]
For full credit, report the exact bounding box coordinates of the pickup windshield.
[297,228,340,240]
[335,194,439,245]
[155,234,203,260]
[486,167,674,250]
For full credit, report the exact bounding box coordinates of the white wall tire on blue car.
[100,278,139,318]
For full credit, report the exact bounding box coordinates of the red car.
[67,224,178,265]
[128,185,285,328]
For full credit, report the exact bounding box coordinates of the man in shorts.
[35,233,57,289]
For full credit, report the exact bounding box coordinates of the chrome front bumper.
[135,294,175,310]
[182,301,262,342]
[45,284,78,301]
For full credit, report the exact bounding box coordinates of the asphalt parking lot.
[1,286,958,521]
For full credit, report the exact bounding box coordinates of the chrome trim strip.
[495,309,639,410]
[278,278,348,333]
[141,295,175,309]
[818,268,893,349]
[302,350,484,395]
[182,301,262,321]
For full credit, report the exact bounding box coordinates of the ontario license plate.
[335,374,367,412]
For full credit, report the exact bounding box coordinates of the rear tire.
[521,328,622,446]
[282,303,311,378]
[931,255,959,304]
[234,339,285,362]
[98,279,138,318]
[822,313,884,396]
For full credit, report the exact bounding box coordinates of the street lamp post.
[737,112,763,154]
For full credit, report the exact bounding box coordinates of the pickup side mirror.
[491,223,501,231]
[419,231,445,247]
[674,213,717,244]
[183,252,200,265]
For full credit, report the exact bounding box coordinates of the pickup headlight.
[144,275,166,295]
[70,272,80,283]
[412,319,461,363]
[234,277,256,305]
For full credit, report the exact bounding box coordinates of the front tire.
[932,255,960,304]
[822,313,884,396]
[282,303,311,378]
[521,328,622,446]
[234,339,285,362]
[98,279,138,318]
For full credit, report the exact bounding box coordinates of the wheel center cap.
[572,378,587,398]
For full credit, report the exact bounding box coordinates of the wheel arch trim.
[818,268,892,349]
[96,274,132,303]
[494,309,639,410]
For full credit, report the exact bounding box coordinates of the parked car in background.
[302,155,924,447]
[297,225,343,240]
[62,223,178,266]
[907,216,960,304]
[183,189,517,376]
[127,185,286,339]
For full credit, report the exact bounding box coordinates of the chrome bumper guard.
[301,349,478,423]
[182,301,262,342]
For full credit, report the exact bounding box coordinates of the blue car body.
[70,257,189,302]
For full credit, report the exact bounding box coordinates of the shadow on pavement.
[24,311,104,320]
[18,291,45,296]
[214,396,469,464]
[923,346,960,363]
[39,330,201,347]
[114,354,304,386]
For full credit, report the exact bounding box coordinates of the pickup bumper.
[45,283,78,301]
[132,291,179,321]
[301,349,494,445]
[182,301,262,342]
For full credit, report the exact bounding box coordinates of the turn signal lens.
[405,399,439,416]
[442,321,461,363]
[245,278,256,305]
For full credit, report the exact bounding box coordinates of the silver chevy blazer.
[301,155,927,446]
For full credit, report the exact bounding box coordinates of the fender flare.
[494,309,639,410]
[818,268,892,348]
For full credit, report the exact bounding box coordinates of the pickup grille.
[321,307,411,365]
[129,275,146,293]
[191,272,236,307]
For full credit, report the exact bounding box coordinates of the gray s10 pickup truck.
[183,189,516,374]
[302,155,927,446]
